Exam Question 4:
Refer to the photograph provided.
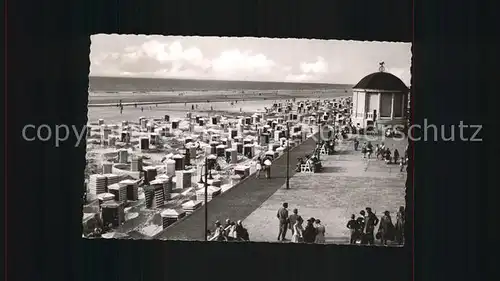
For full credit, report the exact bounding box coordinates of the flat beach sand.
[88,91,349,122]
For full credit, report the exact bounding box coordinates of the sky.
[90,34,411,85]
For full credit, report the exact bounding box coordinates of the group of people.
[295,154,322,173]
[375,142,409,172]
[277,203,326,243]
[254,156,273,179]
[354,138,408,172]
[207,219,250,242]
[346,206,405,246]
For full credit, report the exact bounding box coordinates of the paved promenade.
[242,136,407,244]
[155,133,320,241]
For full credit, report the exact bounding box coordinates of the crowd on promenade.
[346,206,405,246]
[274,203,405,245]
[276,203,327,243]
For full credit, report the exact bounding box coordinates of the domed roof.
[353,64,408,92]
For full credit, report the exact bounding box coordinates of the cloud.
[285,57,332,82]
[300,56,328,74]
[91,40,279,81]
[211,50,277,77]
[91,40,212,77]
[89,35,410,84]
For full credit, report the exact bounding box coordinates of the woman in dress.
[393,149,400,164]
[378,211,395,246]
[314,219,326,244]
[291,216,304,243]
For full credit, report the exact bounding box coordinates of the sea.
[89,76,352,92]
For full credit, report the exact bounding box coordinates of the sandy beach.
[88,92,349,123]
[88,89,350,106]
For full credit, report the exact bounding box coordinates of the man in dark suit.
[346,214,358,244]
[277,203,289,241]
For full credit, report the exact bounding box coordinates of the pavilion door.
[373,110,377,121]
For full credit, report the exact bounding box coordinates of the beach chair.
[320,147,328,155]
[300,164,312,173]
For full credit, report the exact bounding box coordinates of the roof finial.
[379,61,385,72]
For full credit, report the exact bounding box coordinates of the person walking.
[393,149,400,164]
[347,214,358,244]
[363,207,379,245]
[366,141,373,159]
[314,219,326,244]
[255,160,262,179]
[361,142,367,158]
[264,158,272,179]
[277,203,289,241]
[288,209,301,236]
[384,148,392,164]
[378,142,386,160]
[377,211,395,246]
[395,206,405,245]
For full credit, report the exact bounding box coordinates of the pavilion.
[351,62,409,132]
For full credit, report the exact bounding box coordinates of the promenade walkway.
[155,133,320,241]
[242,136,407,244]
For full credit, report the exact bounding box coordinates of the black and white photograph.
[83,34,411,245]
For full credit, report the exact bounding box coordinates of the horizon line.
[89,75,355,87]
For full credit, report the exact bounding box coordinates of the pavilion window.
[379,93,392,117]
[393,94,403,117]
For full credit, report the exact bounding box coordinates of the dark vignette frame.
[5,1,490,281]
